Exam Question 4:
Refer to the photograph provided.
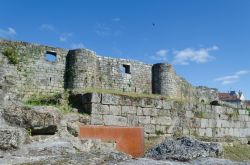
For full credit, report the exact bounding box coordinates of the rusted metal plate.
[79,125,144,157]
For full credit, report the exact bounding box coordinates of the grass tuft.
[24,92,74,114]
[224,144,250,161]
[3,46,19,65]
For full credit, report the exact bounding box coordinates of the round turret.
[152,63,177,97]
[65,49,97,89]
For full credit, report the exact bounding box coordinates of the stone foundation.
[71,93,250,143]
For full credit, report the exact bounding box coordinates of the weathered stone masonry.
[73,93,250,143]
[1,39,249,144]
[0,39,218,102]
[0,40,68,97]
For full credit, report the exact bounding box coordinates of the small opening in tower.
[45,51,57,62]
[122,64,131,74]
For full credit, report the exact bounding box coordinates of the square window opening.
[45,51,57,62]
[122,64,131,74]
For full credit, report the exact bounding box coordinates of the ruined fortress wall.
[0,39,218,102]
[0,40,68,97]
[66,49,152,94]
[77,93,250,143]
[97,56,152,93]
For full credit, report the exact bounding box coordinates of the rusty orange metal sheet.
[79,125,144,158]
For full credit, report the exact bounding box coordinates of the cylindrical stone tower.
[65,49,97,89]
[152,63,177,97]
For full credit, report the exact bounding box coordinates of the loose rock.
[145,136,223,161]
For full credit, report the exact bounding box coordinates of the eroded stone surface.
[146,136,223,161]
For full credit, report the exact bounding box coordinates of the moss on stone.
[224,144,250,161]
[24,92,75,114]
[226,110,239,120]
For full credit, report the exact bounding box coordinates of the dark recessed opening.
[210,100,220,106]
[201,99,205,103]
[49,77,52,82]
[248,141,250,145]
[122,64,131,74]
[45,51,57,62]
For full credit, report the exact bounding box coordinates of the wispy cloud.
[0,27,16,38]
[94,23,123,37]
[71,42,85,49]
[151,49,168,61]
[215,70,249,85]
[95,23,111,37]
[59,33,73,42]
[112,17,121,22]
[40,24,55,31]
[173,46,218,65]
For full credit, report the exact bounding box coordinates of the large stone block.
[121,106,136,115]
[200,119,208,128]
[141,98,154,108]
[127,115,139,126]
[119,96,133,106]
[233,128,240,137]
[101,94,120,105]
[185,110,193,118]
[239,109,246,115]
[155,116,172,126]
[158,109,170,116]
[162,100,173,109]
[142,108,158,116]
[155,125,167,134]
[138,116,150,125]
[91,114,103,125]
[91,104,110,115]
[153,99,163,109]
[198,128,205,136]
[136,107,143,116]
[103,115,127,126]
[205,128,213,137]
[144,124,155,134]
[109,105,122,115]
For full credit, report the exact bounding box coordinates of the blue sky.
[1,0,250,98]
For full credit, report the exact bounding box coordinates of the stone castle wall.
[66,49,152,94]
[0,39,218,102]
[0,39,68,98]
[74,92,250,143]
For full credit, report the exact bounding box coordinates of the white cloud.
[113,17,121,22]
[40,24,55,31]
[95,23,111,37]
[236,70,249,75]
[173,46,218,65]
[215,70,249,85]
[94,23,123,37]
[71,42,85,49]
[0,27,16,38]
[59,33,73,42]
[151,49,168,61]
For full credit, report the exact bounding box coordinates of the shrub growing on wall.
[3,47,19,65]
